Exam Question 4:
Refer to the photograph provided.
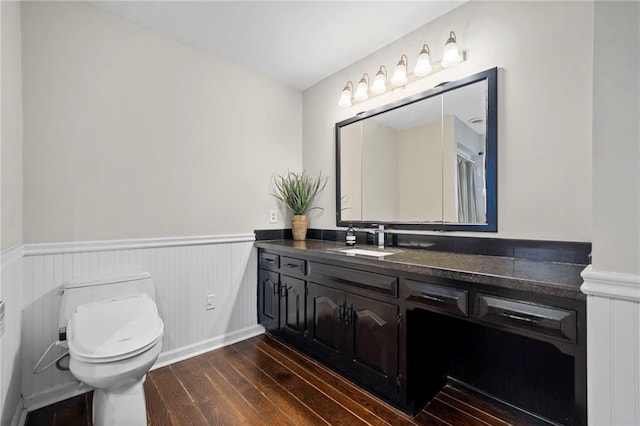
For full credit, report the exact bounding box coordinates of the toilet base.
[92,376,147,426]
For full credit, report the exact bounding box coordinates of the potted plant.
[272,170,328,241]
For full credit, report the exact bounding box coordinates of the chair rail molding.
[23,233,256,256]
[581,265,640,302]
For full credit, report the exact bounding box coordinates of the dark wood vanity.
[255,237,588,425]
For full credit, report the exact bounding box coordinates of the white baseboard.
[14,410,27,426]
[22,326,265,412]
[23,381,87,412]
[153,324,265,369]
[10,397,25,426]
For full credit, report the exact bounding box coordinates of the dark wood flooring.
[26,334,536,425]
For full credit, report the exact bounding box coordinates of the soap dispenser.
[345,225,356,246]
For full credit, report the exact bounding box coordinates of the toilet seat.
[68,293,164,364]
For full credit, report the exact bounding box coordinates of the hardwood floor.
[26,334,537,425]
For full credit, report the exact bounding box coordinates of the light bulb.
[390,55,408,87]
[338,89,352,108]
[441,31,462,68]
[413,44,432,77]
[353,74,369,102]
[371,66,387,95]
[338,82,353,108]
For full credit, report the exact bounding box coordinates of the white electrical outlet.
[269,210,278,223]
[205,294,216,311]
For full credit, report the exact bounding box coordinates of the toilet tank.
[58,272,157,332]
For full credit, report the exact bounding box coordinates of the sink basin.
[337,248,395,257]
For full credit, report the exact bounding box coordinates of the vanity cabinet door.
[307,282,346,365]
[279,275,307,346]
[307,282,400,401]
[346,293,399,401]
[258,269,279,332]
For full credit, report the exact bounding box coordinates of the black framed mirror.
[336,67,497,232]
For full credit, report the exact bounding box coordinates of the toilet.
[59,272,164,425]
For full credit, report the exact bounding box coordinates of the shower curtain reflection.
[457,154,483,223]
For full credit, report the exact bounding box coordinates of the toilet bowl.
[59,274,164,425]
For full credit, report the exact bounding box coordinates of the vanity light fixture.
[338,30,465,108]
[413,44,432,77]
[390,54,408,87]
[338,81,354,108]
[371,66,388,95]
[353,73,370,102]
[441,31,462,68]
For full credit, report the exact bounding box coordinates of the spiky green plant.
[272,171,328,215]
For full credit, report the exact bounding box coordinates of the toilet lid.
[68,293,164,363]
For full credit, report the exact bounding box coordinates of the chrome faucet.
[371,225,385,248]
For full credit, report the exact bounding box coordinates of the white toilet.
[59,272,164,425]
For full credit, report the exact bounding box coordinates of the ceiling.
[90,1,465,91]
[372,79,487,135]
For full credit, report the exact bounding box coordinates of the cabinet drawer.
[310,262,398,297]
[405,280,468,317]
[259,252,280,271]
[281,256,307,276]
[475,294,577,343]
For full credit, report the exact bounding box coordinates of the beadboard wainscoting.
[1,246,25,426]
[581,265,640,425]
[20,234,263,411]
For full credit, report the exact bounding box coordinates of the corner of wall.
[1,2,25,424]
[1,0,24,252]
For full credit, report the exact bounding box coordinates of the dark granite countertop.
[255,239,588,300]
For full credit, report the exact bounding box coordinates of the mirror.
[336,67,497,231]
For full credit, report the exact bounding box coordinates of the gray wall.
[1,0,23,251]
[303,1,593,242]
[592,1,639,275]
[21,2,303,244]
